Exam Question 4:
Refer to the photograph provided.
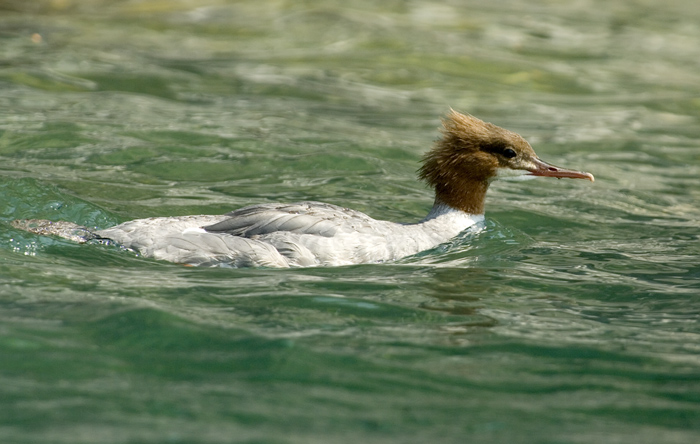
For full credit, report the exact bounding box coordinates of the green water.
[1,1,699,443]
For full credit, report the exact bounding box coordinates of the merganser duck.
[12,110,594,268]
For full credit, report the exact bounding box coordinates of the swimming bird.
[12,110,593,267]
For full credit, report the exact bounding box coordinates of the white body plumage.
[97,202,482,267]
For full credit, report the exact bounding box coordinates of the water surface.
[1,1,699,443]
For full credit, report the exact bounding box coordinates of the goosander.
[13,111,594,268]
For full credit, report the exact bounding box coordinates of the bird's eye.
[503,147,517,159]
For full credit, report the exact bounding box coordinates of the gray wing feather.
[204,201,376,237]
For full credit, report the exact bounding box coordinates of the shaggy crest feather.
[419,110,536,214]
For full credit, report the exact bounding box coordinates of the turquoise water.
[1,1,700,442]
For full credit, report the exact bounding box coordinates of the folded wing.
[203,201,381,238]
